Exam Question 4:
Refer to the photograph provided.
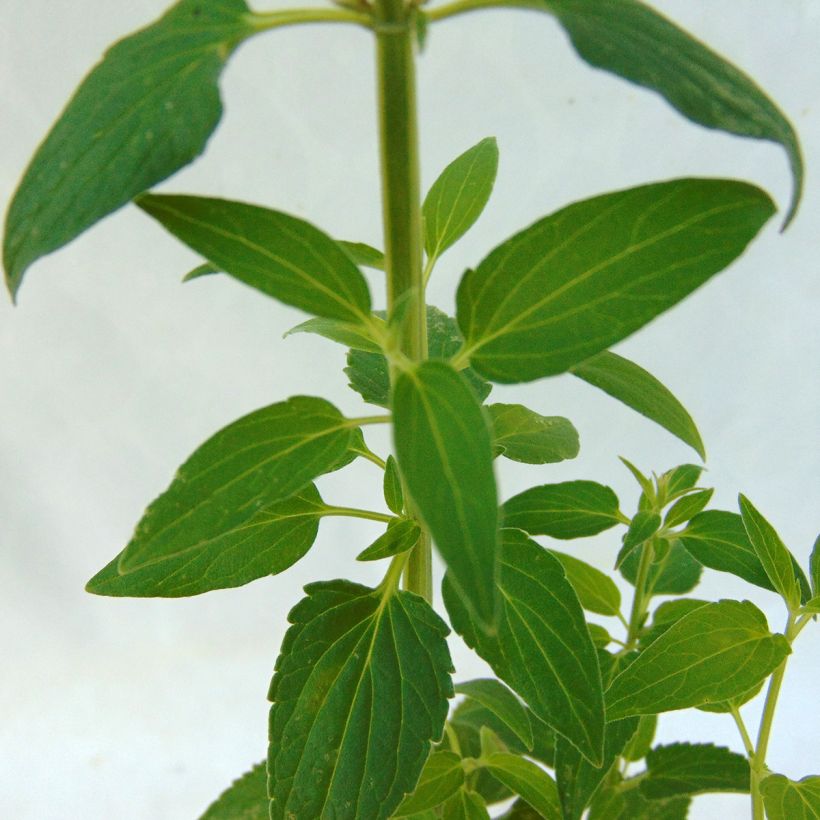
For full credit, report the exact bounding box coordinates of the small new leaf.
[356,519,420,562]
[549,551,621,617]
[616,513,661,569]
[199,761,267,820]
[393,752,464,816]
[383,456,405,515]
[760,774,820,819]
[337,240,385,270]
[664,489,714,529]
[441,789,490,820]
[488,404,580,464]
[284,317,383,353]
[811,535,820,594]
[454,679,533,750]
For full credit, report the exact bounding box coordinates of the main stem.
[374,0,432,602]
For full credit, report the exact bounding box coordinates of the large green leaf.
[393,751,465,816]
[116,396,356,573]
[487,404,579,464]
[760,774,820,819]
[502,481,621,540]
[456,179,774,383]
[549,551,621,617]
[423,137,499,261]
[268,580,453,820]
[540,0,803,225]
[484,754,561,820]
[606,600,790,719]
[394,360,500,629]
[570,351,705,459]
[454,679,533,750]
[444,529,605,766]
[138,194,372,322]
[199,762,267,819]
[3,0,259,299]
[88,484,326,597]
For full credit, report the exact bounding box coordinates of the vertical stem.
[374,0,432,601]
[626,539,655,645]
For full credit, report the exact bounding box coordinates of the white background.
[1,1,818,817]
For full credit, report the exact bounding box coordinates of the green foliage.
[199,762,267,819]
[285,316,383,353]
[549,551,621,617]
[760,774,820,819]
[383,455,405,515]
[454,679,533,750]
[619,539,703,596]
[393,751,464,816]
[356,519,420,561]
[487,404,579,465]
[483,754,560,819]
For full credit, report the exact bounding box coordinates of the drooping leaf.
[88,484,326,597]
[3,0,258,299]
[664,488,714,528]
[393,752,465,816]
[116,397,356,574]
[441,789,490,820]
[549,551,621,617]
[488,404,579,464]
[540,0,803,225]
[502,481,621,540]
[394,361,500,629]
[616,513,661,569]
[423,137,499,261]
[137,194,372,322]
[484,754,561,820]
[356,519,420,562]
[444,529,605,766]
[199,761,267,820]
[620,539,702,596]
[454,679,533,750]
[284,316,384,353]
[383,455,405,516]
[570,351,705,459]
[639,742,749,801]
[456,179,774,383]
[268,580,453,820]
[760,774,820,819]
[606,599,790,719]
[338,240,385,270]
[622,714,657,762]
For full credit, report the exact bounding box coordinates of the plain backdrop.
[1,1,818,818]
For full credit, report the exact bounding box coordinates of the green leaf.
[570,352,705,459]
[116,397,356,574]
[664,488,713,529]
[423,137,499,261]
[444,529,605,766]
[338,240,385,270]
[441,789,490,820]
[345,306,491,408]
[498,800,543,820]
[137,194,372,323]
[488,404,579,464]
[356,519,420,562]
[760,774,820,819]
[620,539,703,596]
[549,551,621,617]
[739,494,801,610]
[661,464,704,502]
[802,596,820,616]
[590,785,690,820]
[620,457,656,506]
[639,599,709,647]
[811,535,820,594]
[502,481,621,540]
[640,743,749,800]
[394,361,500,629]
[284,317,383,353]
[484,754,561,820]
[383,456,405,515]
[622,714,657,762]
[606,599,790,719]
[454,679,533,750]
[542,0,803,226]
[88,484,326,597]
[183,262,220,282]
[616,513,661,569]
[587,624,612,649]
[199,761,267,820]
[3,0,258,299]
[268,580,453,820]
[456,178,774,383]
[393,751,465,816]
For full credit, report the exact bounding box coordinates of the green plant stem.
[626,540,655,645]
[730,705,755,758]
[347,414,393,426]
[323,506,395,524]
[427,0,533,23]
[374,0,432,603]
[248,7,373,33]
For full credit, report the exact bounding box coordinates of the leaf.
[384,456,405,515]
[199,761,267,820]
[590,786,691,820]
[639,599,710,647]
[587,624,612,649]
[570,351,704,459]
[456,178,774,383]
[454,679,533,750]
[661,464,704,501]
[622,715,657,762]
[116,396,355,573]
[394,360,500,629]
[88,484,326,597]
[620,457,656,505]
[498,800,543,820]
[393,752,465,816]
[284,317,383,353]
[802,597,820,616]
[811,535,820,594]
[441,789,490,820]
[664,488,713,528]
[502,481,621,540]
[423,137,499,261]
[3,0,258,299]
[338,240,385,270]
[484,754,561,820]
[606,599,791,719]
[620,539,703,596]
[268,579,453,820]
[345,306,491,408]
[356,519,420,562]
[760,774,820,819]
[616,512,661,569]
[542,0,803,226]
[184,262,220,282]
[488,404,579,464]
[739,494,801,610]
[444,529,605,766]
[549,551,621,617]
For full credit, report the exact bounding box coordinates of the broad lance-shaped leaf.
[454,679,533,750]
[199,761,267,819]
[138,194,371,323]
[484,754,560,820]
[488,404,579,465]
[570,351,705,459]
[4,0,259,298]
[502,480,621,540]
[539,0,803,225]
[117,396,356,573]
[456,178,774,383]
[664,488,713,529]
[393,360,500,629]
[268,579,453,820]
[760,774,820,820]
[423,137,499,262]
[606,599,790,719]
[444,529,605,766]
[393,752,464,816]
[549,551,621,617]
